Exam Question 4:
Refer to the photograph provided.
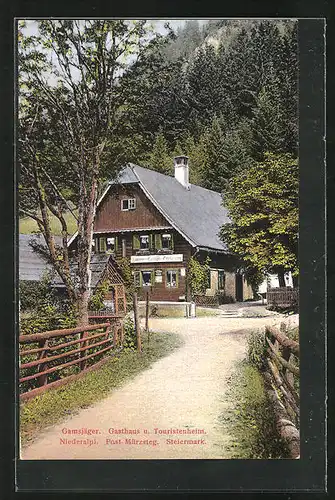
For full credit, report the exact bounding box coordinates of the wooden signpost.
[133,292,142,353]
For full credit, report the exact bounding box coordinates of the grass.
[20,330,183,446]
[139,305,220,319]
[19,211,78,236]
[220,360,289,459]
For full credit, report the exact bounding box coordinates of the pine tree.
[147,130,173,175]
[181,132,207,186]
[251,85,286,160]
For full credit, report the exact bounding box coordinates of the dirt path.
[21,315,288,460]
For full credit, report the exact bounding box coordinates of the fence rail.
[19,320,123,401]
[264,324,300,458]
[194,295,219,307]
[267,287,299,309]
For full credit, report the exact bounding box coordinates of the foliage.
[220,153,298,279]
[18,20,165,324]
[133,19,298,195]
[186,256,211,297]
[20,273,77,335]
[88,280,109,311]
[20,301,77,336]
[20,330,184,444]
[122,316,137,351]
[247,329,267,371]
[19,274,53,312]
[222,361,289,458]
[117,257,137,299]
[146,129,173,175]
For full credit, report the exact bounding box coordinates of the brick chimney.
[174,155,190,189]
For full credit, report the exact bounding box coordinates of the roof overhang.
[196,245,235,256]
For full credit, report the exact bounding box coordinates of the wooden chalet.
[68,156,253,304]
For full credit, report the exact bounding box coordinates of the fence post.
[133,292,142,353]
[113,322,118,347]
[145,290,149,333]
[37,339,49,386]
[79,330,88,371]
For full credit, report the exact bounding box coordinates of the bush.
[216,292,235,304]
[19,273,54,312]
[88,280,109,310]
[222,361,289,459]
[247,329,267,371]
[122,317,137,351]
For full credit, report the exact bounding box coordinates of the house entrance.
[235,274,243,302]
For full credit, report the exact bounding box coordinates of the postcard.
[15,16,326,491]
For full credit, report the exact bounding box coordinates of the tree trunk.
[77,290,90,327]
[278,271,286,287]
[76,166,99,326]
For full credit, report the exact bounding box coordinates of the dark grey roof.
[111,164,230,251]
[52,252,110,289]
[19,234,62,281]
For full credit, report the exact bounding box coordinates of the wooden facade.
[70,182,253,302]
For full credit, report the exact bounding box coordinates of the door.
[235,273,243,302]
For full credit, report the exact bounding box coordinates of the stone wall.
[243,276,254,300]
[225,272,236,300]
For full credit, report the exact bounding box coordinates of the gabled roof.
[68,163,230,252]
[19,234,62,281]
[52,253,122,289]
[110,163,230,252]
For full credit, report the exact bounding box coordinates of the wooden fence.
[88,309,124,324]
[267,287,299,310]
[264,324,300,458]
[19,320,123,402]
[194,295,219,307]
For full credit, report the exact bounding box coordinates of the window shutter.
[170,232,174,250]
[115,236,119,252]
[99,237,106,252]
[155,233,162,250]
[149,233,154,249]
[151,271,155,285]
[133,271,141,287]
[133,234,140,249]
[176,270,179,288]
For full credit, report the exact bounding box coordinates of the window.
[122,238,126,258]
[98,237,107,253]
[207,269,211,289]
[141,270,152,287]
[218,270,225,290]
[106,237,116,252]
[140,235,150,250]
[161,233,172,249]
[121,198,136,211]
[166,270,178,288]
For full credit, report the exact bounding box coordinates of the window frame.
[106,236,116,253]
[218,269,225,290]
[161,233,172,250]
[121,198,136,211]
[141,269,153,287]
[166,269,178,288]
[140,234,150,250]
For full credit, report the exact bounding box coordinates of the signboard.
[131,254,183,264]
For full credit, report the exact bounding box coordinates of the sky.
[23,19,208,35]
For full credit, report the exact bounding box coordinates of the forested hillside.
[119,19,298,192]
